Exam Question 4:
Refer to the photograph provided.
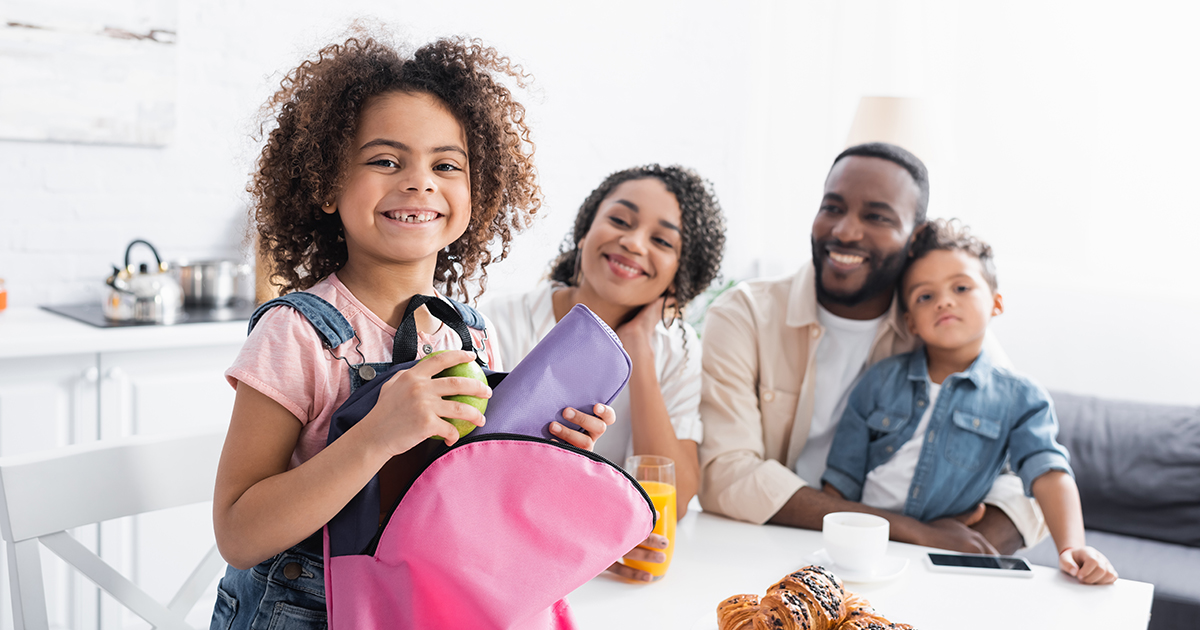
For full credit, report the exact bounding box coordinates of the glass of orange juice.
[624,455,676,581]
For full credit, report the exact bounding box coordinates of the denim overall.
[210,293,490,630]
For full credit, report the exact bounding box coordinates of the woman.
[483,164,726,580]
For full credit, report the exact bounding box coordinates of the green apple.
[419,350,488,440]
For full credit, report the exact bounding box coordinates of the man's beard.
[811,235,908,308]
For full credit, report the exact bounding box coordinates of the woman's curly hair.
[250,33,540,301]
[548,164,726,312]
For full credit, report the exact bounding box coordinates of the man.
[697,142,1041,554]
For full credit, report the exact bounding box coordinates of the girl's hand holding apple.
[360,349,492,452]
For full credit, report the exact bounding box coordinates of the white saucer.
[808,548,909,583]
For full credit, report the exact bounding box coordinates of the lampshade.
[844,96,933,164]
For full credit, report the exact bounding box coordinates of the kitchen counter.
[0,307,248,359]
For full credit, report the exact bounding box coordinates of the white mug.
[823,512,889,573]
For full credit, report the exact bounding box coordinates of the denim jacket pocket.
[865,409,911,464]
[945,410,1002,470]
[865,409,909,435]
[864,408,907,432]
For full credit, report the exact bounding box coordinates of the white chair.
[0,431,227,630]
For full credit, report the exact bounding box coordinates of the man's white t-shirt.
[791,306,886,485]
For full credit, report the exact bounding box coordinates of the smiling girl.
[209,34,616,629]
[483,164,726,581]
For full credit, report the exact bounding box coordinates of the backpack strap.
[448,298,495,369]
[249,292,492,367]
[393,295,481,365]
[449,297,486,331]
[247,293,356,350]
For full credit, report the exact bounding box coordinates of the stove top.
[42,301,257,328]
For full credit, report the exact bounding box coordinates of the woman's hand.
[549,403,615,451]
[605,532,670,582]
[360,349,492,453]
[616,295,675,352]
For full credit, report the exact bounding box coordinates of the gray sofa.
[1022,391,1200,630]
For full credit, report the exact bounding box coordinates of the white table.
[568,511,1154,630]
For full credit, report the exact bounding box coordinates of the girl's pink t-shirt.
[225,273,502,468]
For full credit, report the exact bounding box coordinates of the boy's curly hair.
[901,218,998,310]
[250,33,540,301]
[548,164,726,311]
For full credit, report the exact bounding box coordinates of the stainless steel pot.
[171,260,252,307]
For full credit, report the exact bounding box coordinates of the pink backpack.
[322,305,656,629]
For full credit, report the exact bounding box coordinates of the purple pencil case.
[475,304,632,441]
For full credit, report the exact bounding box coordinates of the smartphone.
[925,552,1035,577]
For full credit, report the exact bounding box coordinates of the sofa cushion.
[1049,391,1200,547]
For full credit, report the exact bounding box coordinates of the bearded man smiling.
[698,143,1044,555]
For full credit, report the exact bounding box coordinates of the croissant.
[841,593,877,622]
[716,565,912,630]
[716,594,760,630]
[837,617,914,630]
[763,566,846,630]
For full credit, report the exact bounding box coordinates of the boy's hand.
[363,350,491,452]
[549,403,615,451]
[1059,546,1118,584]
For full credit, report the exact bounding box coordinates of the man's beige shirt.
[697,261,1045,546]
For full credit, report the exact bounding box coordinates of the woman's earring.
[322,201,336,214]
[570,246,584,287]
[660,293,679,329]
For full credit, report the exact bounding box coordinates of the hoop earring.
[660,292,679,329]
[570,246,584,287]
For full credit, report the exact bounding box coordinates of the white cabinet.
[0,353,99,456]
[0,309,246,630]
[97,345,240,439]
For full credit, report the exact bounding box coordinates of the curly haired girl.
[483,164,727,582]
[210,33,616,629]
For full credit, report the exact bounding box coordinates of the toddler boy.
[821,219,1117,584]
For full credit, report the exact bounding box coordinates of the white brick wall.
[1,0,1197,405]
[0,0,779,307]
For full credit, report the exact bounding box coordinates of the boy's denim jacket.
[821,348,1072,522]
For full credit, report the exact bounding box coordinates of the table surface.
[567,511,1154,630]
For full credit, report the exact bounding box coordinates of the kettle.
[104,239,184,324]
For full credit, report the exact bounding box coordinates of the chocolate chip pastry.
[715,594,759,630]
[716,565,913,630]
